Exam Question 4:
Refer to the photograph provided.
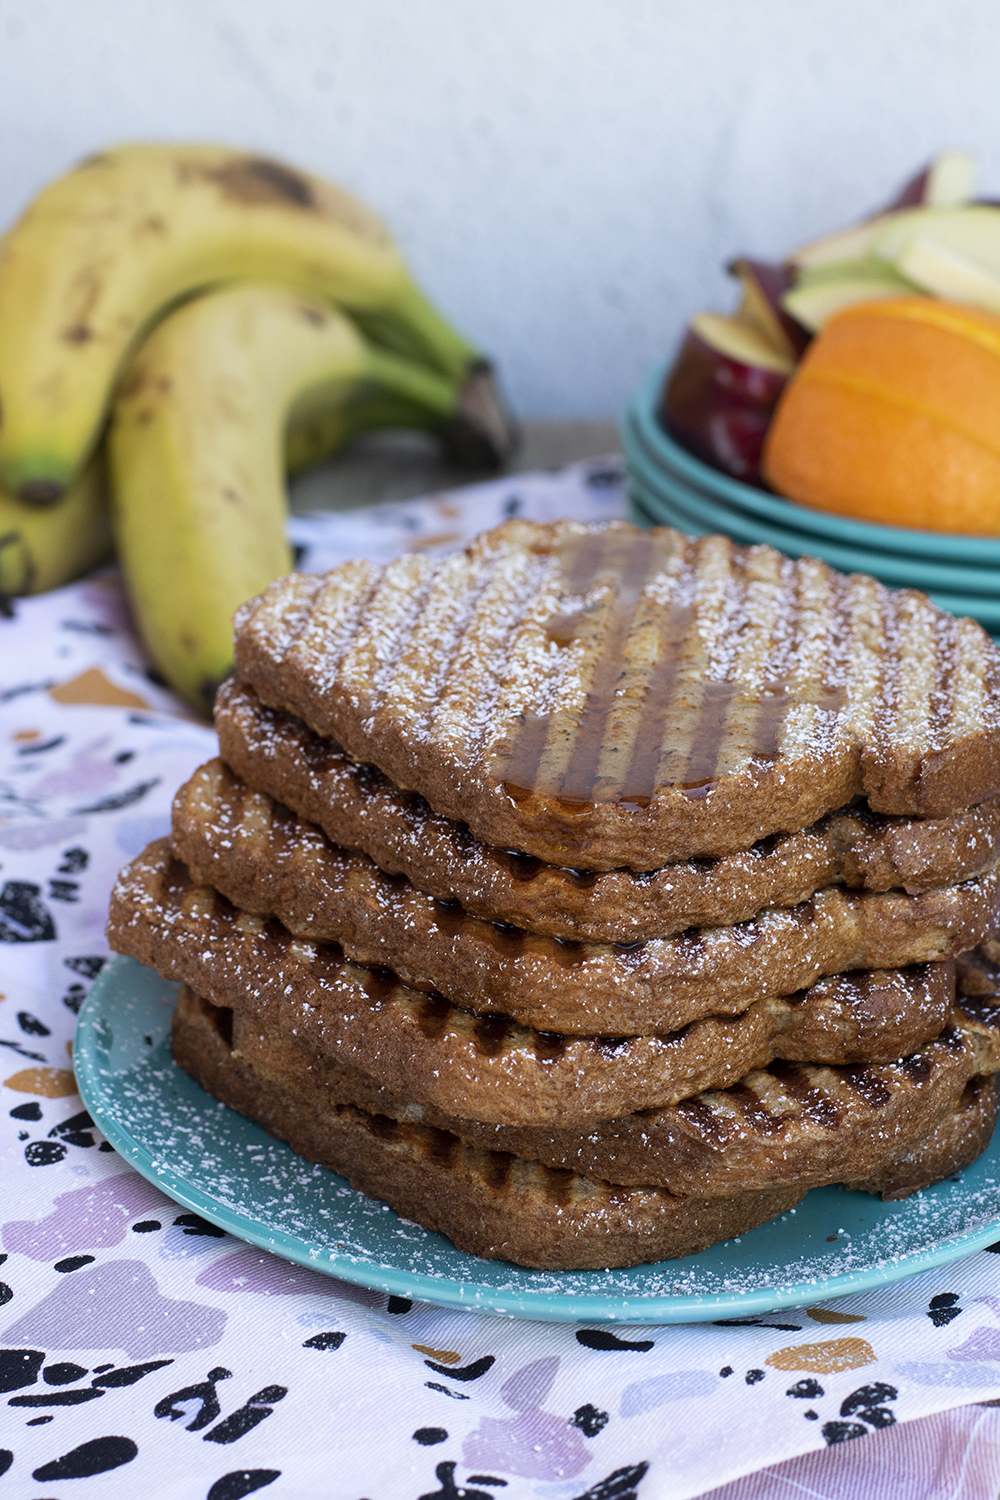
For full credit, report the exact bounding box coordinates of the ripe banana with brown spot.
[0,141,512,502]
[108,283,461,715]
[0,456,111,606]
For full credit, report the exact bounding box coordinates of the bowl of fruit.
[623,151,1000,634]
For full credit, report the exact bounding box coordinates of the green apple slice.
[894,235,1000,312]
[781,269,919,332]
[872,205,1000,275]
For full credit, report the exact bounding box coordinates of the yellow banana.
[0,455,111,603]
[108,283,459,715]
[0,141,508,502]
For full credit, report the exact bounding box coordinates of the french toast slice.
[111,841,975,1128]
[170,958,1000,1197]
[232,520,1000,869]
[172,986,997,1269]
[169,775,1000,1032]
[214,684,1000,943]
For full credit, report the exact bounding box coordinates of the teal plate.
[625,363,1000,567]
[76,954,1000,1324]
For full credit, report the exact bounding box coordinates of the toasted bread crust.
[232,521,1000,868]
[109,843,964,1125]
[213,685,1000,943]
[172,988,996,1266]
[173,978,999,1197]
[169,771,1000,1032]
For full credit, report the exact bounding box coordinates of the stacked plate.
[622,363,1000,637]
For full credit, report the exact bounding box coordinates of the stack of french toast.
[108,520,1000,1270]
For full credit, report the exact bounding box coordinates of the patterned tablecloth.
[4,460,1000,1500]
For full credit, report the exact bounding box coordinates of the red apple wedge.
[659,313,792,484]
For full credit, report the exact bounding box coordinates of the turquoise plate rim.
[74,954,1000,1324]
[626,479,1000,626]
[626,363,1000,565]
[625,410,1000,598]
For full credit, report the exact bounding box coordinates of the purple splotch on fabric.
[195,1246,381,1305]
[949,1327,1000,1362]
[0,816,88,852]
[2,1173,168,1259]
[31,757,119,798]
[462,1410,591,1480]
[620,1369,718,1417]
[2,1259,226,1357]
[500,1356,560,1411]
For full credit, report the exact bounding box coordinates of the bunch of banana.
[109,284,462,712]
[0,141,515,710]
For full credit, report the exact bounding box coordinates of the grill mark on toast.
[726,1083,788,1136]
[842,1067,893,1108]
[212,688,1000,939]
[767,1062,842,1129]
[112,844,998,1130]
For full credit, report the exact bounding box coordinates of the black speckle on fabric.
[202,1385,287,1445]
[73,778,160,814]
[58,849,90,875]
[54,1255,96,1274]
[928,1293,962,1327]
[17,1011,50,1036]
[32,1434,138,1480]
[10,1101,42,1121]
[570,1403,609,1437]
[575,1330,654,1353]
[64,954,104,979]
[787,1379,824,1399]
[43,1362,88,1385]
[569,1460,650,1500]
[302,1331,346,1351]
[745,1369,765,1385]
[0,881,56,942]
[132,1220,161,1233]
[425,1382,470,1400]
[25,1141,68,1166]
[174,1212,225,1238]
[386,1296,412,1315]
[413,1427,448,1445]
[0,1348,45,1392]
[822,1421,869,1445]
[423,1355,495,1383]
[93,1360,173,1388]
[207,1472,282,1500]
[839,1383,898,1430]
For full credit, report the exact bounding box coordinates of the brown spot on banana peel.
[208,157,317,210]
[17,479,65,506]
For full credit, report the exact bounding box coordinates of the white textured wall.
[2,0,1000,417]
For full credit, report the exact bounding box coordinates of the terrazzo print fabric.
[3,462,1000,1500]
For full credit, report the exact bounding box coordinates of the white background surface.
[2,0,1000,417]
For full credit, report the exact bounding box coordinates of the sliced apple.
[659,316,791,484]
[782,266,919,333]
[728,257,811,359]
[894,235,1000,313]
[787,214,902,273]
[872,204,1000,279]
[885,150,975,211]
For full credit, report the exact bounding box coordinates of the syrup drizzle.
[496,529,844,811]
